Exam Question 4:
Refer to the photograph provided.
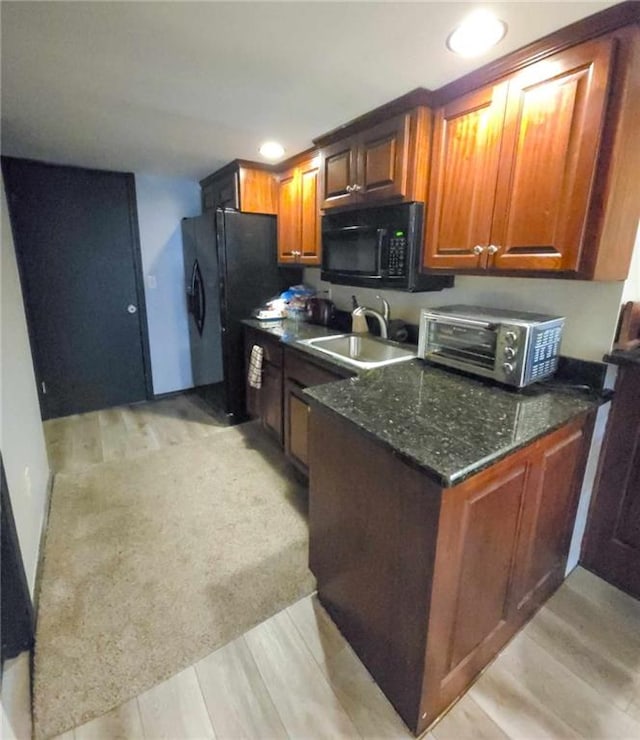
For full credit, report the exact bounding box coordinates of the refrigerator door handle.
[192,259,206,336]
[187,260,197,313]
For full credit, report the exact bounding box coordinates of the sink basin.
[299,333,416,369]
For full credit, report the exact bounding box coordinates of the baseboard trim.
[32,470,55,628]
[152,389,189,401]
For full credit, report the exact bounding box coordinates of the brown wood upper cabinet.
[277,154,322,265]
[424,32,639,278]
[201,160,277,215]
[320,110,430,210]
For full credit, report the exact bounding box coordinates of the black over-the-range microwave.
[320,202,454,292]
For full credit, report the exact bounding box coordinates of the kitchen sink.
[299,333,416,369]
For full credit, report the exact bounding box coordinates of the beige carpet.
[33,422,315,739]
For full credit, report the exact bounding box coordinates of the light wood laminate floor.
[43,397,640,739]
[53,566,640,740]
[43,393,227,472]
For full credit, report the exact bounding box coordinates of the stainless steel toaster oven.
[418,305,565,387]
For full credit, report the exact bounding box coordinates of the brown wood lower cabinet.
[243,328,353,465]
[308,407,594,735]
[244,328,283,443]
[283,348,353,475]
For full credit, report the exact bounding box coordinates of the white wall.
[134,174,201,395]
[305,269,626,362]
[1,181,50,596]
[0,653,31,740]
[1,701,19,740]
[621,224,640,303]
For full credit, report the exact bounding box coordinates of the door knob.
[472,245,485,255]
[487,245,499,255]
[127,304,138,314]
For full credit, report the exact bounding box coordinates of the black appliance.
[321,202,453,292]
[181,209,299,422]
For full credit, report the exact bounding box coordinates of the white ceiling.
[1,1,615,181]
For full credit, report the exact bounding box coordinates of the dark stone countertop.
[242,317,342,344]
[604,347,640,367]
[304,361,602,488]
[241,318,360,375]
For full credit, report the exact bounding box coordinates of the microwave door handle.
[377,229,387,273]
[323,226,375,234]
[429,316,497,330]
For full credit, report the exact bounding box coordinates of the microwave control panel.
[387,233,407,276]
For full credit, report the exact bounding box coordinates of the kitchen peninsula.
[305,361,601,735]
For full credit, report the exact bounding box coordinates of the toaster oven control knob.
[504,346,516,360]
[505,331,518,345]
[502,362,515,375]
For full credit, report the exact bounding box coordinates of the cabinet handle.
[472,245,485,255]
[487,245,499,255]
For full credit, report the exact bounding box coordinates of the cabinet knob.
[352,184,362,192]
[472,245,485,255]
[345,185,354,193]
[487,245,499,255]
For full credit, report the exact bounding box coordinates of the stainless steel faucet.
[352,295,390,339]
[376,295,390,324]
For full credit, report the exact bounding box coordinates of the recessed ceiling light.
[259,141,285,160]
[447,10,507,58]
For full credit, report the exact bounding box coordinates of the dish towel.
[248,345,264,389]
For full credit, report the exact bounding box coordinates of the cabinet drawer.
[284,347,350,386]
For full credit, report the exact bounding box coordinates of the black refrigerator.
[181,209,299,423]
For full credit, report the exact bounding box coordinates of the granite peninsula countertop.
[304,361,602,488]
[242,319,603,487]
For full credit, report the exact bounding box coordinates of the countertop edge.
[304,392,598,489]
[604,348,640,367]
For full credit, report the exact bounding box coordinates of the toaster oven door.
[422,316,499,377]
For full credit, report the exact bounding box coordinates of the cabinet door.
[421,455,529,723]
[284,379,310,473]
[277,167,301,264]
[320,138,358,210]
[423,83,508,271]
[490,38,614,272]
[260,361,283,443]
[202,172,240,211]
[238,167,277,215]
[509,420,588,616]
[299,159,322,265]
[356,113,411,204]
